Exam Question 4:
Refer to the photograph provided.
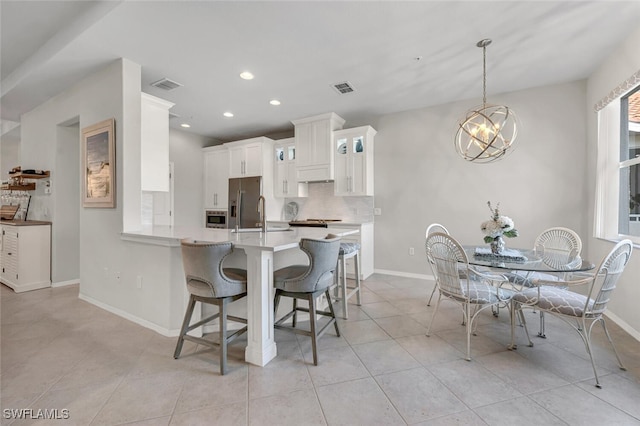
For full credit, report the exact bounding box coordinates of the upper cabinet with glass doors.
[334,126,376,196]
[274,138,308,198]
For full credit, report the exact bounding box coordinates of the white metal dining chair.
[507,227,583,337]
[425,232,512,361]
[425,223,451,306]
[509,239,633,388]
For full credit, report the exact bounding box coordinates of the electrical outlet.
[115,271,121,283]
[137,276,143,289]
[374,208,382,216]
[409,247,415,256]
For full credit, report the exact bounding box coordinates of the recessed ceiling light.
[239,71,254,80]
[180,123,191,128]
[223,112,234,118]
[269,99,281,106]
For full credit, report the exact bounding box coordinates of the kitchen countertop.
[0,220,52,226]
[268,220,373,226]
[121,225,359,249]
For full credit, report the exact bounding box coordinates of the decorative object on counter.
[481,201,518,254]
[474,246,527,262]
[455,39,518,163]
[1,205,19,220]
[82,118,115,208]
[284,201,299,221]
[0,191,31,220]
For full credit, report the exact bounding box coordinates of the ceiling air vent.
[150,78,183,91]
[332,81,355,95]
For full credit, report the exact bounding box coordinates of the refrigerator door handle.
[236,189,242,229]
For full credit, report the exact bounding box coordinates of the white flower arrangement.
[481,201,518,243]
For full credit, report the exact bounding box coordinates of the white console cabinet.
[0,222,51,293]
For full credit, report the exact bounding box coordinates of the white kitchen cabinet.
[141,93,174,191]
[0,222,51,293]
[334,126,376,196]
[274,138,308,198]
[224,137,283,220]
[292,112,345,182]
[203,145,229,209]
[228,138,264,178]
[331,222,374,280]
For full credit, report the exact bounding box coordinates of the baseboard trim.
[52,279,79,288]
[604,310,640,342]
[373,269,433,281]
[78,293,180,337]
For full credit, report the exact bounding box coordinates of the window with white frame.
[594,73,640,244]
[620,88,640,237]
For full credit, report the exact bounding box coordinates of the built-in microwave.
[205,210,227,229]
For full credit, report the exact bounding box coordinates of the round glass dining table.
[462,246,596,273]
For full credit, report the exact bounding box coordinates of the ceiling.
[2,1,640,142]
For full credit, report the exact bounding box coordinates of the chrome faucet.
[257,195,266,232]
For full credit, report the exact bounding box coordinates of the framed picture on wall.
[82,118,115,208]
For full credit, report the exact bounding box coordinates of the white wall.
[586,26,640,337]
[52,123,80,284]
[372,80,588,276]
[1,128,20,177]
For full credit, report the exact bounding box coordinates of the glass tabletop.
[463,246,595,273]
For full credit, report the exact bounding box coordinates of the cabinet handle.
[283,181,286,194]
[285,180,288,194]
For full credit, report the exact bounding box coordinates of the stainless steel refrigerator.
[228,177,262,229]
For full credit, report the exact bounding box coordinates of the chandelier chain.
[482,44,487,107]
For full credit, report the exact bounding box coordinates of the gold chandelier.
[455,39,518,163]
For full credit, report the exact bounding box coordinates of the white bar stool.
[334,242,362,319]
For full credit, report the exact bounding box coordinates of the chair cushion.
[224,268,248,282]
[339,242,360,255]
[274,265,312,292]
[467,281,513,303]
[505,271,560,287]
[444,281,511,304]
[512,286,593,317]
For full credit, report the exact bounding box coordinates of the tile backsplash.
[286,182,373,222]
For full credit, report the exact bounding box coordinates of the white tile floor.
[2,274,640,425]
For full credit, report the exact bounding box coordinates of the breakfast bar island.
[117,226,358,367]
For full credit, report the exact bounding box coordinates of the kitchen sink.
[231,227,293,233]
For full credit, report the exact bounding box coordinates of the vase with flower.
[481,201,518,254]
